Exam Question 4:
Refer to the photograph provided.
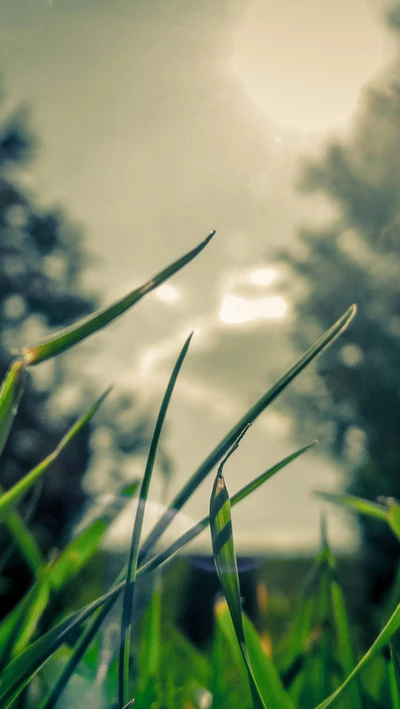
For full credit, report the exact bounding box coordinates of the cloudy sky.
[0,0,394,553]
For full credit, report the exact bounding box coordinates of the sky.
[0,0,394,554]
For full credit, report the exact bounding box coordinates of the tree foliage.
[280,11,400,609]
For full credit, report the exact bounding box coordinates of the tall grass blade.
[38,441,316,708]
[0,518,109,673]
[314,601,400,709]
[119,333,193,706]
[314,492,387,521]
[138,441,316,576]
[389,643,400,709]
[0,387,111,519]
[324,543,362,709]
[0,359,26,459]
[210,433,266,709]
[22,232,214,366]
[0,361,41,574]
[137,305,356,566]
[1,507,43,577]
[215,600,295,709]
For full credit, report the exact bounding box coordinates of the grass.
[0,233,398,707]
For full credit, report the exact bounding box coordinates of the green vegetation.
[0,237,398,708]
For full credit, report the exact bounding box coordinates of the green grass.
[0,235,398,708]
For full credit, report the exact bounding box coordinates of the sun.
[230,0,384,132]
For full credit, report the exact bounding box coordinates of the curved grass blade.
[119,333,193,707]
[215,599,295,709]
[0,518,110,673]
[0,361,42,574]
[0,387,111,519]
[316,491,400,542]
[39,442,316,709]
[324,543,362,709]
[210,432,266,709]
[1,506,43,577]
[138,441,317,577]
[389,642,400,709]
[0,442,313,707]
[314,601,400,709]
[0,359,27,457]
[22,232,215,366]
[314,492,387,522]
[0,589,117,708]
[137,305,356,566]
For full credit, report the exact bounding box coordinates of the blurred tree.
[278,7,400,612]
[0,87,156,616]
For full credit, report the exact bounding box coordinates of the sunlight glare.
[219,294,287,324]
[249,267,276,286]
[155,283,181,303]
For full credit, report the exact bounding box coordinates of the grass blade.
[38,441,315,709]
[137,305,356,566]
[1,506,43,577]
[0,360,27,458]
[314,602,400,709]
[215,600,296,709]
[0,361,42,574]
[119,333,193,706]
[314,492,387,521]
[138,441,317,577]
[0,387,111,519]
[210,432,266,709]
[22,232,214,366]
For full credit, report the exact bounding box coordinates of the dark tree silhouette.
[279,7,400,612]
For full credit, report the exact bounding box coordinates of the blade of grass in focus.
[137,305,356,567]
[22,232,214,366]
[119,333,193,707]
[38,441,316,709]
[210,430,266,709]
[0,386,111,519]
[138,440,317,577]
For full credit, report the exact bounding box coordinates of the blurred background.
[0,0,399,638]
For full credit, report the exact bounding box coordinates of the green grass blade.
[22,232,214,366]
[0,518,109,673]
[2,507,43,577]
[0,593,113,707]
[138,441,316,577]
[38,441,315,709]
[137,305,356,566]
[0,360,27,458]
[389,643,400,709]
[387,501,400,540]
[325,544,362,709]
[0,361,42,575]
[119,333,193,706]
[216,600,296,709]
[314,602,400,709]
[210,434,266,709]
[0,387,111,519]
[136,576,162,697]
[314,491,387,521]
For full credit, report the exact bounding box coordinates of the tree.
[0,87,155,616]
[279,7,400,611]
